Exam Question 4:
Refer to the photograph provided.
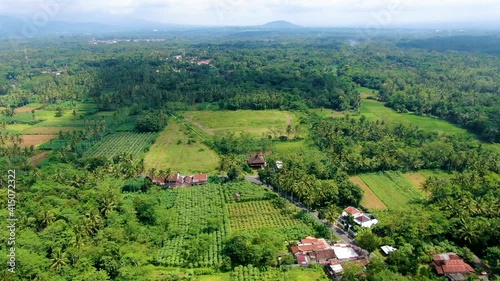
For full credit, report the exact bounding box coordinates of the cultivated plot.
[358,171,423,209]
[83,132,157,159]
[144,120,219,173]
[350,176,387,210]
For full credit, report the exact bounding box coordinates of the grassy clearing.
[184,110,297,136]
[84,132,157,159]
[350,176,387,210]
[310,108,346,118]
[5,124,32,133]
[272,140,313,155]
[360,99,469,135]
[22,126,81,135]
[144,120,219,174]
[358,171,423,209]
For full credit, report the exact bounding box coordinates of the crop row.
[228,201,306,233]
[83,132,156,159]
[157,185,229,267]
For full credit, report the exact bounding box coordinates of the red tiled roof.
[314,249,336,260]
[433,253,475,275]
[344,206,362,216]
[193,174,208,182]
[166,172,180,182]
[301,237,319,244]
[148,176,166,184]
[296,254,308,264]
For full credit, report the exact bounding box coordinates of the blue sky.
[1,0,499,27]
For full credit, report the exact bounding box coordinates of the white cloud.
[1,0,499,26]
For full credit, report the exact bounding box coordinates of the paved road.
[245,175,354,244]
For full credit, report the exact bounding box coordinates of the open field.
[184,110,297,136]
[1,102,98,134]
[83,132,157,159]
[144,120,219,173]
[350,176,387,210]
[358,171,423,209]
[20,135,57,148]
[272,140,316,155]
[360,98,470,135]
[22,126,82,135]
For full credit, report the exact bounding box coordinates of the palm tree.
[99,196,117,218]
[50,248,68,272]
[54,169,65,183]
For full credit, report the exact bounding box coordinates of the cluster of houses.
[145,172,208,188]
[290,235,479,281]
[291,206,480,281]
[290,236,368,279]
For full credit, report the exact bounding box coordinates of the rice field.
[358,171,424,209]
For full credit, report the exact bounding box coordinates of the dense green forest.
[0,30,499,280]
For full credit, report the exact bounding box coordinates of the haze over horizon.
[1,0,499,29]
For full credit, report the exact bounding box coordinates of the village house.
[145,172,208,188]
[291,236,333,265]
[433,253,475,281]
[291,237,366,267]
[248,154,267,169]
[339,206,379,236]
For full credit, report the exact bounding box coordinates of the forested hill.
[398,35,500,55]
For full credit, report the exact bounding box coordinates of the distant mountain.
[261,20,302,29]
[0,14,187,38]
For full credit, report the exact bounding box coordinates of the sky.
[1,0,499,27]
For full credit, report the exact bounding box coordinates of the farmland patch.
[358,171,423,209]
